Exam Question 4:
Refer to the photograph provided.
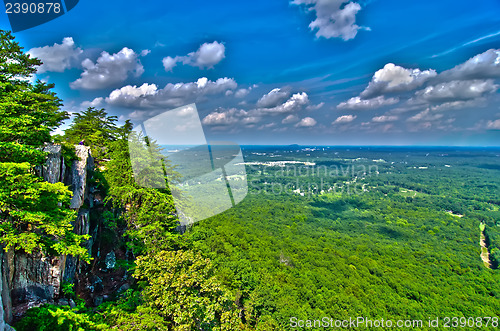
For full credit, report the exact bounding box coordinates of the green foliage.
[0,29,89,261]
[62,282,76,300]
[134,249,242,330]
[15,305,109,331]
[63,107,118,159]
[104,131,180,254]
[0,30,68,164]
[0,162,89,260]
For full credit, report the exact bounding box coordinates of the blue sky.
[1,0,500,145]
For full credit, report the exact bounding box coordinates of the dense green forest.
[1,30,500,330]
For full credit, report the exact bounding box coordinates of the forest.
[1,29,500,330]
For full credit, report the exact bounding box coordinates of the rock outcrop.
[1,145,94,327]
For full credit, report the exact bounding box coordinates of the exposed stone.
[0,144,95,325]
[105,251,116,270]
[41,145,63,184]
[93,296,103,307]
[69,145,92,209]
[90,275,103,293]
[9,251,66,307]
[117,283,130,294]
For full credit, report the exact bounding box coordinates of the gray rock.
[42,145,63,184]
[105,251,116,270]
[117,283,130,294]
[70,145,92,209]
[58,299,69,306]
[69,299,76,309]
[93,296,103,307]
[91,275,103,293]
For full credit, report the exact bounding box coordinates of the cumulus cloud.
[292,0,367,41]
[440,49,500,81]
[28,37,82,73]
[162,56,178,71]
[202,108,242,126]
[257,88,291,108]
[106,77,237,108]
[412,79,498,103]
[162,41,225,71]
[71,47,144,90]
[235,85,258,98]
[486,119,500,130]
[202,89,311,129]
[295,117,317,127]
[306,102,325,111]
[337,95,399,110]
[332,114,357,124]
[259,92,310,114]
[407,109,444,122]
[372,115,398,123]
[361,63,437,99]
[81,97,104,108]
[282,114,299,124]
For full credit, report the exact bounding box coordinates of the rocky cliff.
[0,145,94,330]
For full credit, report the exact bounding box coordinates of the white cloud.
[162,56,178,71]
[28,37,82,73]
[162,41,225,71]
[259,92,310,114]
[140,49,151,56]
[81,97,104,108]
[306,102,325,111]
[282,114,299,124]
[361,63,437,98]
[407,109,444,122]
[440,49,500,81]
[333,114,357,124]
[337,95,399,110]
[412,79,498,103]
[486,119,500,130]
[257,88,291,108]
[292,0,367,41]
[295,117,317,127]
[106,83,159,107]
[372,115,398,123]
[106,77,237,108]
[71,47,144,90]
[202,108,241,126]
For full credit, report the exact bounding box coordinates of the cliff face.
[0,145,93,329]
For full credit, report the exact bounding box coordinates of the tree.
[0,29,89,260]
[0,30,68,164]
[134,250,242,330]
[64,107,118,159]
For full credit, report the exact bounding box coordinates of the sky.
[1,0,500,146]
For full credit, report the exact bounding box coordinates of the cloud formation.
[71,47,144,90]
[337,96,399,110]
[257,88,291,108]
[163,41,225,71]
[295,117,317,127]
[106,77,237,108]
[28,37,82,73]
[412,79,498,103]
[361,63,437,99]
[332,114,357,124]
[439,49,500,81]
[292,0,367,41]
